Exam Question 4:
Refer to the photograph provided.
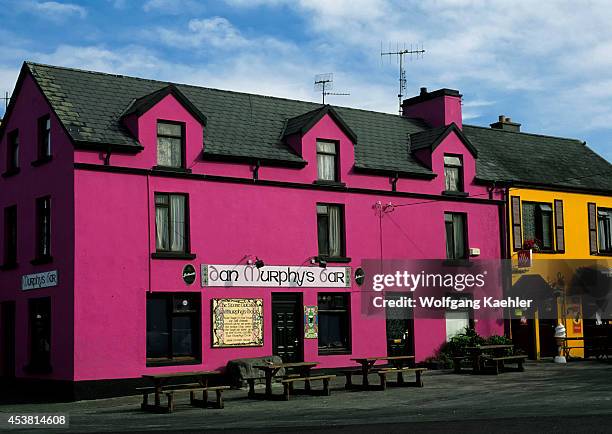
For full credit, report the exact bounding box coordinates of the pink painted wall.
[0,73,75,381]
[71,93,503,380]
[0,78,504,383]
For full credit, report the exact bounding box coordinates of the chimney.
[401,88,463,128]
[490,115,521,132]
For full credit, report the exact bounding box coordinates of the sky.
[0,0,611,162]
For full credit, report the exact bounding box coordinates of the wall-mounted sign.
[201,264,351,288]
[354,267,365,286]
[211,298,264,347]
[517,249,532,268]
[182,264,196,285]
[304,305,318,339]
[22,270,58,291]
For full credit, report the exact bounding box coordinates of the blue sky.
[0,0,611,162]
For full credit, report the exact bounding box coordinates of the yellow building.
[464,117,612,359]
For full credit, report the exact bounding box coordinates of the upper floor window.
[598,208,612,253]
[157,121,184,168]
[35,197,51,261]
[6,130,19,173]
[3,205,17,267]
[316,140,338,182]
[522,202,553,251]
[155,193,189,254]
[37,115,51,160]
[444,155,463,192]
[445,212,468,260]
[317,203,345,258]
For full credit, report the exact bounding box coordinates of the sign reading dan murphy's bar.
[201,264,351,288]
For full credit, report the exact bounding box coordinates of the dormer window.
[444,154,463,192]
[157,121,184,168]
[317,140,338,182]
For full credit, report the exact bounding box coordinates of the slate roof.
[463,125,612,192]
[282,105,358,143]
[15,62,612,192]
[410,123,478,157]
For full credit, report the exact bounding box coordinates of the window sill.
[31,255,53,265]
[24,363,53,374]
[313,180,346,188]
[443,259,472,267]
[152,165,192,174]
[442,190,468,197]
[31,155,53,167]
[594,252,612,257]
[146,357,201,367]
[318,349,352,356]
[0,262,18,270]
[531,250,558,255]
[151,252,196,260]
[317,256,352,263]
[1,168,20,178]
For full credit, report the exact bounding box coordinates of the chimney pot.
[490,114,521,132]
[420,87,428,95]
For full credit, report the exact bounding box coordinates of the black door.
[1,301,16,378]
[386,292,414,357]
[272,293,302,363]
[511,318,536,359]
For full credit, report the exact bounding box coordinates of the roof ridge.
[25,61,427,125]
[463,123,584,143]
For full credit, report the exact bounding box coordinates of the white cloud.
[156,17,249,49]
[25,1,87,21]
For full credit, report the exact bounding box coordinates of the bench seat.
[279,375,336,400]
[377,367,427,390]
[140,385,230,413]
[482,355,527,375]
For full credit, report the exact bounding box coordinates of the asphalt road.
[1,361,611,433]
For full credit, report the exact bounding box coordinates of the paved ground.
[1,361,612,433]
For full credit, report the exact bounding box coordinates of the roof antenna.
[1,91,10,112]
[381,42,425,115]
[314,73,350,104]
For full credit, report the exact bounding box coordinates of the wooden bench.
[482,355,526,375]
[280,375,336,400]
[138,384,230,413]
[452,356,470,374]
[377,367,427,390]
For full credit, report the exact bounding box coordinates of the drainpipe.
[252,160,260,181]
[146,173,152,293]
[390,172,399,192]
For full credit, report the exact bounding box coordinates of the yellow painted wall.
[508,188,612,358]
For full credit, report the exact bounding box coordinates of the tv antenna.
[1,91,10,112]
[381,43,425,114]
[314,73,350,104]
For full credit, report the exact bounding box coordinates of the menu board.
[212,298,264,347]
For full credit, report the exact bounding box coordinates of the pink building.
[0,63,506,399]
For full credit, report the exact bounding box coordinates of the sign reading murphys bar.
[201,264,351,288]
[22,270,58,290]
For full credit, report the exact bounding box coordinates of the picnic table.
[251,361,318,399]
[348,356,415,388]
[560,336,609,360]
[139,371,223,412]
[462,345,525,374]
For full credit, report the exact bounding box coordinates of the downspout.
[500,185,512,338]
[252,160,261,181]
[390,172,399,192]
[146,173,152,293]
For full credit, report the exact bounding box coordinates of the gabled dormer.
[282,105,357,185]
[120,85,207,171]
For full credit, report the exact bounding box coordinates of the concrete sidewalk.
[1,361,611,433]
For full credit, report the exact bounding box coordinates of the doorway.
[1,301,16,378]
[385,292,415,357]
[272,293,303,363]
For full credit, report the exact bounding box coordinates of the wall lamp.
[246,255,265,269]
[310,256,327,269]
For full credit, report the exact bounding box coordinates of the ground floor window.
[27,297,51,373]
[318,293,351,354]
[146,293,201,365]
